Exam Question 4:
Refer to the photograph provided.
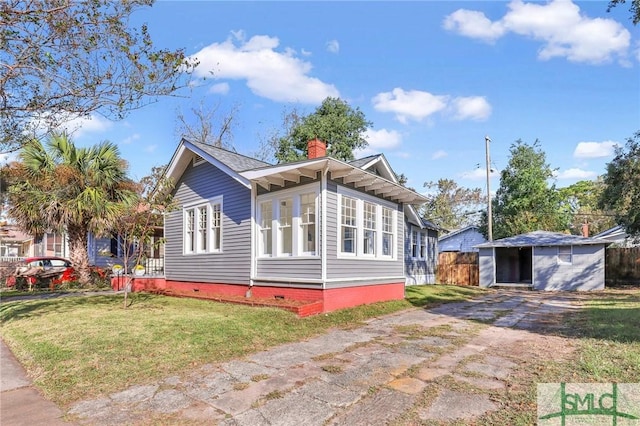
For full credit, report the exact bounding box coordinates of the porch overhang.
[240,158,428,204]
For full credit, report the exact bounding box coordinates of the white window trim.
[337,186,398,261]
[183,196,223,255]
[557,245,572,265]
[256,184,320,259]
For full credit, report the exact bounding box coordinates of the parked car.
[6,256,75,288]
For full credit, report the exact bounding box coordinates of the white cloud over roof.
[372,88,492,123]
[189,32,339,104]
[573,141,619,158]
[443,0,631,65]
[355,128,403,157]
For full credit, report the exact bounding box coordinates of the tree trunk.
[67,225,92,286]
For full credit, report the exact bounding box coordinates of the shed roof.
[475,231,607,248]
[439,226,481,242]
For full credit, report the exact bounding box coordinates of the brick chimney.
[307,138,326,159]
[582,222,589,238]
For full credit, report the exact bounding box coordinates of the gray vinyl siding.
[404,223,437,284]
[438,229,485,253]
[165,161,251,285]
[533,245,605,291]
[325,180,405,285]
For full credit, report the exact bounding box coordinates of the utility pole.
[485,135,493,241]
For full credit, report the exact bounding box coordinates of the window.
[338,189,397,259]
[300,193,316,254]
[363,202,376,255]
[211,204,221,251]
[185,209,195,253]
[558,246,572,264]
[184,199,222,254]
[198,206,208,252]
[260,202,273,256]
[412,231,418,258]
[257,187,319,258]
[341,196,357,254]
[279,199,292,255]
[382,207,393,257]
[420,232,426,258]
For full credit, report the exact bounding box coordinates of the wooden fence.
[437,252,479,286]
[605,247,640,286]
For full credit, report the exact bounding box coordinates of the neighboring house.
[148,138,428,313]
[438,226,486,253]
[0,224,34,259]
[475,231,607,291]
[593,225,639,247]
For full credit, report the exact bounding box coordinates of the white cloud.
[372,88,448,124]
[326,40,340,54]
[431,150,448,160]
[555,168,597,179]
[57,114,113,138]
[443,9,506,43]
[355,128,403,157]
[208,82,230,95]
[451,96,492,121]
[372,88,492,123]
[573,140,618,158]
[443,0,631,64]
[121,133,140,145]
[460,167,499,180]
[189,32,339,104]
[145,144,158,153]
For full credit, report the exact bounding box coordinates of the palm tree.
[7,134,137,285]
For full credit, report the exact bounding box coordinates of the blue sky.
[52,1,639,193]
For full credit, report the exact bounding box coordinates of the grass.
[0,284,483,406]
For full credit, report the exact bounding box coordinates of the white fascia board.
[239,158,328,181]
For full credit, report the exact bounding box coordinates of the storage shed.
[475,231,607,291]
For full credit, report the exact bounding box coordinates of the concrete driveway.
[43,290,585,425]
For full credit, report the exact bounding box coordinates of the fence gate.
[605,247,640,286]
[437,252,479,286]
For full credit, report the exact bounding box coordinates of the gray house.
[476,231,607,291]
[153,138,429,313]
[593,225,639,247]
[438,226,486,253]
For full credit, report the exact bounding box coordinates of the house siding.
[405,223,437,284]
[325,180,405,285]
[165,161,252,285]
[438,228,485,253]
[533,245,605,291]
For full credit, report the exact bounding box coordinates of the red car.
[6,256,76,288]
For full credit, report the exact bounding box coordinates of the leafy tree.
[115,170,176,308]
[5,134,137,285]
[274,97,371,163]
[608,0,640,24]
[422,179,484,230]
[1,0,197,152]
[599,130,640,236]
[558,179,616,236]
[481,139,570,239]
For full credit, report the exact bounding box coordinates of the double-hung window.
[257,186,318,258]
[341,196,357,254]
[558,246,572,264]
[382,207,393,257]
[184,198,223,254]
[279,199,293,256]
[363,202,376,255]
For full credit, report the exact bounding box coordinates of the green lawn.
[0,284,485,406]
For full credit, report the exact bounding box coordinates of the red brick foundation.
[111,277,405,317]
